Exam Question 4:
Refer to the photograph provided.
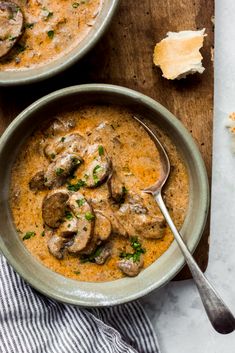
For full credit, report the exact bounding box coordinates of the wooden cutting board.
[0,0,214,279]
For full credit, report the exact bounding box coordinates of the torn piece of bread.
[153,29,206,80]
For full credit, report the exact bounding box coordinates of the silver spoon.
[134,115,235,335]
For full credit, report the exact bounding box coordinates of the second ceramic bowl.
[0,84,209,306]
[0,1,119,86]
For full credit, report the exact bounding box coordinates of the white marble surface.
[141,1,235,351]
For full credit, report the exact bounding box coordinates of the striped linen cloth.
[0,256,160,353]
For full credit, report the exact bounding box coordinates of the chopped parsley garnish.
[119,237,145,263]
[79,245,103,263]
[8,36,18,41]
[85,212,95,221]
[15,43,26,53]
[50,153,56,159]
[73,270,81,275]
[76,198,85,207]
[42,7,53,20]
[122,186,128,194]
[93,165,102,173]
[71,157,81,165]
[72,2,80,8]
[56,168,64,176]
[65,211,73,220]
[67,179,86,191]
[23,231,36,241]
[25,23,34,29]
[98,145,104,156]
[47,30,55,39]
[93,175,99,185]
[93,165,103,185]
[41,231,45,237]
[61,137,65,142]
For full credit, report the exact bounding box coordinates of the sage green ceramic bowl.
[0,1,119,86]
[0,84,209,306]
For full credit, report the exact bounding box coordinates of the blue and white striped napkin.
[0,256,160,353]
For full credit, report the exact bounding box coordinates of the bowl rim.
[0,0,119,86]
[0,84,210,306]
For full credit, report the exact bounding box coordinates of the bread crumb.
[226,113,235,152]
[153,29,206,80]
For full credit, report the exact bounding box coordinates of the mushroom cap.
[42,190,69,228]
[0,2,24,58]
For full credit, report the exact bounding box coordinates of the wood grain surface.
[0,0,214,279]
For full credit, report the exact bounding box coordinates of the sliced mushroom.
[44,133,86,161]
[29,171,46,191]
[94,243,112,265]
[66,192,95,253]
[47,217,79,259]
[59,216,79,237]
[104,208,128,237]
[0,2,24,58]
[108,170,126,203]
[89,198,128,237]
[125,192,148,214]
[42,118,76,137]
[119,199,147,216]
[80,211,112,255]
[79,232,100,255]
[46,202,88,260]
[117,192,165,239]
[118,256,144,277]
[42,190,69,228]
[44,152,83,189]
[84,145,112,188]
[66,225,93,254]
[94,210,112,241]
[136,216,166,239]
[47,231,71,260]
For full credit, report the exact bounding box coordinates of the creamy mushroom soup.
[10,105,189,282]
[0,0,101,70]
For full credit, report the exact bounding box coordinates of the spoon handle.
[155,192,235,334]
